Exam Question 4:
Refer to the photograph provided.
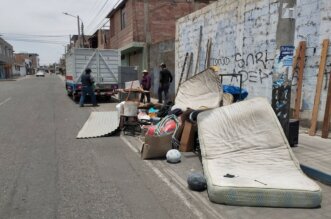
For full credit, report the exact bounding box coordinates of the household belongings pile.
[118,67,322,208]
[197,97,322,208]
[140,68,227,159]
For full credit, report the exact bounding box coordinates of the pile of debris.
[116,68,231,161]
[79,66,322,208]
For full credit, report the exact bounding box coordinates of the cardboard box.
[141,133,173,159]
[180,121,196,152]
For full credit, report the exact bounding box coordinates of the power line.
[3,38,66,45]
[0,32,68,38]
[86,0,112,31]
[92,19,109,33]
[84,0,107,25]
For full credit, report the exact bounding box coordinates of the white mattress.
[173,69,222,111]
[197,97,322,207]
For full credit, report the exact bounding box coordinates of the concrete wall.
[149,40,176,100]
[12,65,26,77]
[176,0,280,100]
[294,0,331,125]
[176,0,331,124]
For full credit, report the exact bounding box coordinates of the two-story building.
[14,53,40,75]
[106,0,215,98]
[0,37,14,79]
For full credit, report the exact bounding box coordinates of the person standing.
[140,69,151,103]
[158,63,173,104]
[79,68,98,107]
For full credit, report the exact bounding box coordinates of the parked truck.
[65,48,120,101]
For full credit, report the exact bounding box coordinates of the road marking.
[0,97,11,107]
[120,136,208,219]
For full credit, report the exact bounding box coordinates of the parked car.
[36,71,45,77]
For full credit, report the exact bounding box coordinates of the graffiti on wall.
[210,50,274,84]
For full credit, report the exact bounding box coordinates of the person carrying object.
[140,69,151,103]
[79,68,98,107]
[158,63,173,104]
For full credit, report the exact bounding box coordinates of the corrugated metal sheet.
[77,111,119,139]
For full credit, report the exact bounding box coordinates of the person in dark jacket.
[79,68,98,107]
[158,63,173,104]
[140,69,151,103]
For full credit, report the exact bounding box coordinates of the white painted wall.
[175,0,280,102]
[294,0,331,122]
[12,65,26,76]
[176,0,331,123]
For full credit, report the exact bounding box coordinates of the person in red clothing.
[140,69,151,103]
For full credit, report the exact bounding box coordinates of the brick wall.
[294,0,331,124]
[15,54,29,65]
[176,0,280,100]
[109,0,211,48]
[109,0,134,49]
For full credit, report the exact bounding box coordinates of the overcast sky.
[0,0,120,65]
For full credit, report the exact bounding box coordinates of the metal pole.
[77,16,81,48]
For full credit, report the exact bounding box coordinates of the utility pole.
[81,22,85,48]
[77,15,81,48]
[63,12,82,48]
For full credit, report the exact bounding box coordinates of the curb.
[300,164,331,186]
[0,79,16,82]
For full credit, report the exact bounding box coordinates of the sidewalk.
[291,129,331,185]
[121,132,331,218]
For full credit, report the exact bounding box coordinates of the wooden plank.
[204,39,210,69]
[194,26,203,75]
[309,39,330,136]
[179,121,196,152]
[206,38,212,68]
[186,52,193,80]
[322,71,331,138]
[293,41,307,119]
[176,52,189,96]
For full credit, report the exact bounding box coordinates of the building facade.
[0,37,14,79]
[107,0,215,98]
[14,53,39,75]
[89,29,110,49]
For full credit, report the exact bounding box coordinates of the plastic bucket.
[123,101,138,116]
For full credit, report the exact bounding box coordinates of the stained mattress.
[197,97,322,207]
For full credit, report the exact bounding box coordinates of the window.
[121,5,126,30]
[110,20,115,37]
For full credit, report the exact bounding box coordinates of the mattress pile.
[197,97,322,207]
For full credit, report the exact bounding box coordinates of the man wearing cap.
[140,69,151,103]
[158,63,173,104]
[79,68,98,107]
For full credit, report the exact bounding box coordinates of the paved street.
[0,75,330,219]
[0,75,200,219]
